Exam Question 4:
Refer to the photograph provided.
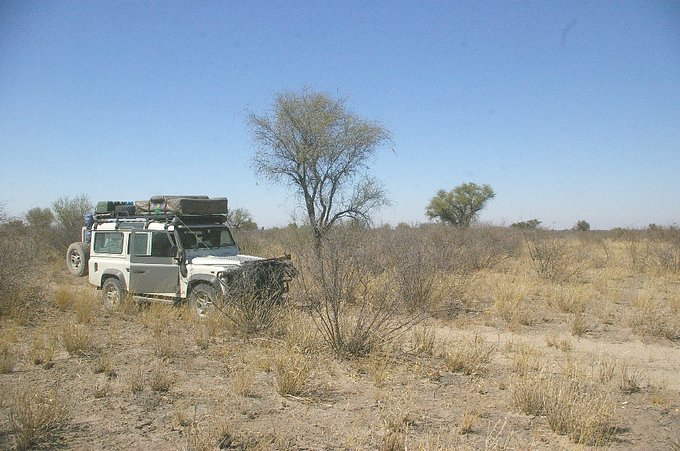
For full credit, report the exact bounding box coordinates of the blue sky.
[1,1,679,229]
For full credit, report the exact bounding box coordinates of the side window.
[93,232,124,254]
[133,232,150,256]
[133,232,174,257]
[151,232,174,257]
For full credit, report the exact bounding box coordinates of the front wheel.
[188,284,218,317]
[102,278,124,309]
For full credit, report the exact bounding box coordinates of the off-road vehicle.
[66,195,295,315]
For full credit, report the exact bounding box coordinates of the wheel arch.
[101,269,127,291]
[187,274,219,294]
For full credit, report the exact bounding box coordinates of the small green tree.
[574,220,590,232]
[511,219,542,230]
[227,208,258,231]
[426,183,495,227]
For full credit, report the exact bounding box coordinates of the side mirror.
[170,245,178,258]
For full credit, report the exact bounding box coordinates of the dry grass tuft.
[92,352,116,378]
[594,354,618,384]
[141,303,179,334]
[0,339,17,373]
[61,322,94,356]
[512,342,542,376]
[54,285,73,312]
[229,363,258,397]
[273,349,312,396]
[443,333,496,376]
[30,333,56,368]
[570,314,589,337]
[149,365,175,392]
[410,324,437,355]
[550,284,589,314]
[128,366,146,394]
[184,413,235,451]
[73,291,98,324]
[628,288,680,340]
[619,362,645,394]
[281,308,324,354]
[512,372,616,445]
[489,276,539,327]
[7,386,69,450]
[458,410,480,435]
[545,333,572,352]
[151,331,179,359]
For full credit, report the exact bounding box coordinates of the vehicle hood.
[189,254,263,267]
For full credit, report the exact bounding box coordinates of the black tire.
[102,277,124,309]
[66,242,90,277]
[188,284,218,317]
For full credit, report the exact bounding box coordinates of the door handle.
[133,270,145,274]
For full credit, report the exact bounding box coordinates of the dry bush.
[54,285,98,323]
[72,290,98,324]
[457,225,522,272]
[524,231,585,282]
[378,390,413,436]
[443,333,496,376]
[0,222,46,322]
[61,322,94,356]
[644,226,680,274]
[7,386,69,450]
[297,228,420,357]
[141,303,179,334]
[54,285,73,311]
[512,373,616,445]
[382,225,460,313]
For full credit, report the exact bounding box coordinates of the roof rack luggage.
[92,196,229,222]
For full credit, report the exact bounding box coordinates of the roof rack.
[92,212,228,226]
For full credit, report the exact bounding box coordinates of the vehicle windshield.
[177,226,236,250]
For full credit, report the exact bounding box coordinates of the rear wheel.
[188,284,218,317]
[102,278,124,309]
[66,242,89,277]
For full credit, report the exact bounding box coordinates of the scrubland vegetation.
[1,205,679,449]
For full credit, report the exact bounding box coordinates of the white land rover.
[65,196,295,315]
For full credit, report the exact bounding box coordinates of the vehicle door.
[129,230,179,296]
